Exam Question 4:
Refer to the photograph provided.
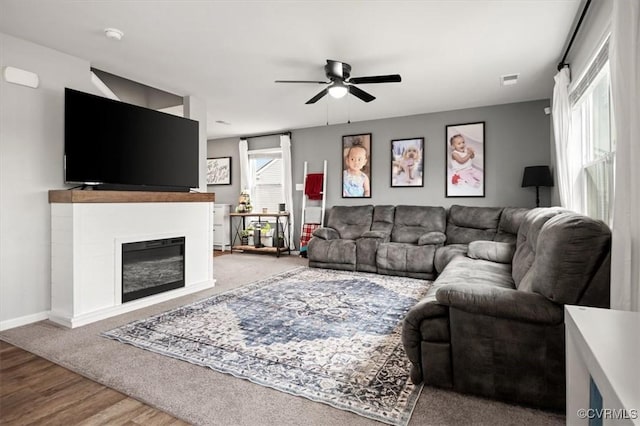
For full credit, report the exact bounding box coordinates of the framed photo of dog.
[445,122,485,197]
[391,138,424,187]
[342,133,372,198]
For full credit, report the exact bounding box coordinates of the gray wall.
[0,33,208,328]
[208,99,552,247]
[0,33,96,327]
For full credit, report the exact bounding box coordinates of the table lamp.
[522,166,554,207]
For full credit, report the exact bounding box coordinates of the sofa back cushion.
[391,205,446,244]
[495,207,530,243]
[371,205,395,234]
[513,209,611,305]
[522,213,611,304]
[327,205,374,240]
[512,208,565,287]
[445,205,503,244]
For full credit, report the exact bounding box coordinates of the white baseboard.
[0,311,50,331]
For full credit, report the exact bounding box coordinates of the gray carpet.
[1,253,564,425]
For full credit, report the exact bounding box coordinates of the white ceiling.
[0,0,582,140]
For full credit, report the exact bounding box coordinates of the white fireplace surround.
[49,191,215,328]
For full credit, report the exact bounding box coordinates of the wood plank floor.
[0,340,189,425]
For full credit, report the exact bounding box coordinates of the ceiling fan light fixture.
[328,82,348,99]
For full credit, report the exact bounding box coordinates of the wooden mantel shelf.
[49,190,215,204]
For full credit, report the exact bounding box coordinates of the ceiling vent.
[500,73,520,86]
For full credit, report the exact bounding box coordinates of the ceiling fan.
[275,59,401,104]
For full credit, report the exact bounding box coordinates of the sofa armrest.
[360,230,390,240]
[467,241,515,264]
[312,227,340,240]
[402,289,450,383]
[435,284,563,324]
[418,231,446,245]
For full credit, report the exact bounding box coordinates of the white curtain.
[238,139,251,194]
[280,134,295,249]
[610,0,640,312]
[552,67,580,211]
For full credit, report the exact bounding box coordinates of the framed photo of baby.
[342,133,372,198]
[445,122,485,197]
[391,138,424,187]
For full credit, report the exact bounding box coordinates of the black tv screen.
[64,88,199,192]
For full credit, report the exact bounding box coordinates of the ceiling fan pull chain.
[326,96,329,126]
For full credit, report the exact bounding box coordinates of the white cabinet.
[213,204,231,251]
[565,306,640,425]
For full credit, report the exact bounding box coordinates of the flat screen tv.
[64,88,199,192]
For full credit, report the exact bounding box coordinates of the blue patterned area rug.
[103,267,431,425]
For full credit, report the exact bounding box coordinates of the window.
[570,41,616,225]
[247,148,284,213]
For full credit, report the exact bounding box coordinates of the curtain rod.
[557,0,592,71]
[241,131,291,140]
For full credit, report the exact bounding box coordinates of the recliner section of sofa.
[433,205,529,273]
[307,205,373,271]
[309,204,447,276]
[376,206,446,279]
[402,207,612,411]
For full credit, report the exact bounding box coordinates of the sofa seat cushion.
[307,238,356,266]
[377,242,437,278]
[436,256,515,290]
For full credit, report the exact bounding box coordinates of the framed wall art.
[445,122,485,197]
[342,133,371,198]
[391,137,424,187]
[206,157,232,185]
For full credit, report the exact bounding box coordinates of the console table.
[565,305,639,425]
[229,212,291,257]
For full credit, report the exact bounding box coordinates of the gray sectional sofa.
[308,205,447,279]
[307,204,612,410]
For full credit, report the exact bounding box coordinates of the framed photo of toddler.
[206,157,232,185]
[342,133,372,198]
[391,137,424,187]
[445,122,485,197]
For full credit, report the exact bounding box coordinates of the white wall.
[184,95,208,192]
[0,33,96,328]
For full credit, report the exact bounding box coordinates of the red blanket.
[304,173,324,200]
[300,223,321,251]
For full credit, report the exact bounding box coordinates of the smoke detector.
[500,73,519,86]
[104,28,124,41]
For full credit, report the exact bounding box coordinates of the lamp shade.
[521,166,553,187]
[328,82,348,99]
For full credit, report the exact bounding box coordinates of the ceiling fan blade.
[348,85,376,103]
[349,74,402,84]
[305,88,329,104]
[275,80,328,84]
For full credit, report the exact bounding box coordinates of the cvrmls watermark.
[577,408,639,420]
